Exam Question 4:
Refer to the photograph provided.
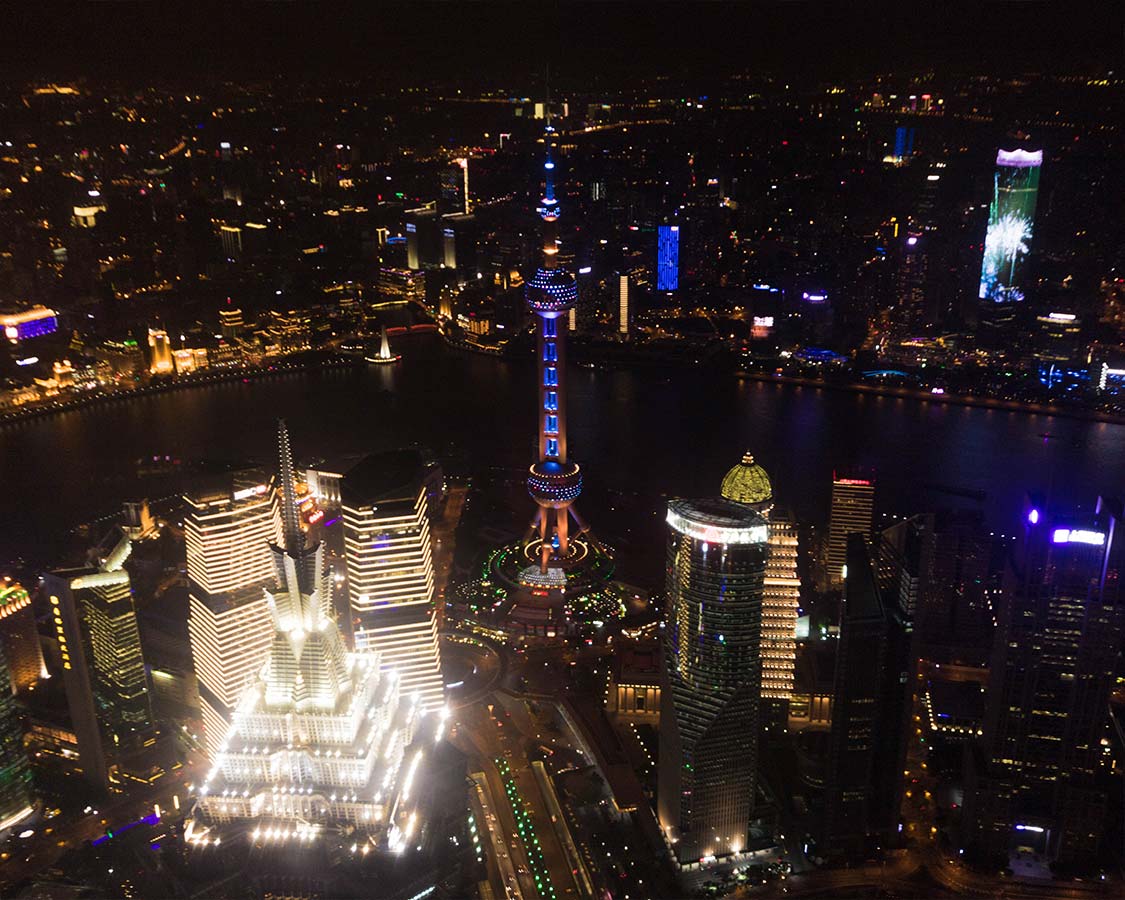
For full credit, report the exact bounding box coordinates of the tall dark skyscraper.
[965,496,1123,868]
[658,498,770,865]
[0,643,33,831]
[822,518,927,854]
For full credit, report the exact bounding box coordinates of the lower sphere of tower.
[525,267,578,313]
[527,462,582,508]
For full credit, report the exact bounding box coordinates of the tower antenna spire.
[277,418,302,552]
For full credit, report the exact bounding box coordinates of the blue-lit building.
[892,126,915,161]
[2,306,57,344]
[657,225,679,292]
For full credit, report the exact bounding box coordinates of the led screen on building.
[978,149,1042,304]
[657,225,679,292]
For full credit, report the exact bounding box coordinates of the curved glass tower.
[658,498,769,865]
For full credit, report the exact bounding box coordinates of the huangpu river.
[3,335,1123,583]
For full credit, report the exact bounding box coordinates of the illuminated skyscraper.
[219,306,244,342]
[978,148,1042,307]
[658,498,770,865]
[0,580,46,694]
[827,470,875,587]
[657,225,680,292]
[148,328,174,374]
[1,306,57,344]
[719,453,800,722]
[342,450,443,710]
[965,496,1124,867]
[441,158,470,215]
[0,644,33,832]
[897,230,931,330]
[186,475,282,757]
[192,423,430,853]
[617,273,630,335]
[43,534,153,790]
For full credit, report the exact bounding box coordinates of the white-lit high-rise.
[341,450,443,710]
[185,474,282,757]
[191,423,430,853]
[720,453,800,712]
[827,469,875,586]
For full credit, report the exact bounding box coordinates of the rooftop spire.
[277,419,302,551]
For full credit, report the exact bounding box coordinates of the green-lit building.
[0,644,33,831]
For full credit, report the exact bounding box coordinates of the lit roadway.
[452,693,582,899]
[471,771,525,900]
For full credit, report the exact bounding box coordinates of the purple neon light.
[1027,508,1039,525]
[996,148,1043,168]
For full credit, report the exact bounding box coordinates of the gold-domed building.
[719,451,799,726]
[720,452,773,510]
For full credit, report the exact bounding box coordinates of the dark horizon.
[2,1,1122,86]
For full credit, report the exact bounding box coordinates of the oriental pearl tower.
[483,123,622,637]
[523,123,586,574]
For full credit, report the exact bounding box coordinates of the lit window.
[545,415,558,434]
[544,391,558,411]
[543,343,558,362]
[546,439,559,457]
[544,318,557,337]
[544,367,558,386]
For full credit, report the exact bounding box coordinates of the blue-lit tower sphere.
[524,129,584,572]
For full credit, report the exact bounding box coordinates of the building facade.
[978,148,1042,308]
[657,224,680,292]
[822,527,919,854]
[0,644,33,832]
[185,474,282,757]
[966,496,1124,866]
[826,470,875,587]
[0,581,46,694]
[658,498,770,864]
[43,534,153,790]
[719,452,800,724]
[192,423,428,852]
[341,450,443,711]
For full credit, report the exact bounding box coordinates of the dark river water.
[3,335,1122,583]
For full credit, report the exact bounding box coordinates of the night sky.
[2,2,1122,85]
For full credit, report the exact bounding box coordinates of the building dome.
[720,452,773,507]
